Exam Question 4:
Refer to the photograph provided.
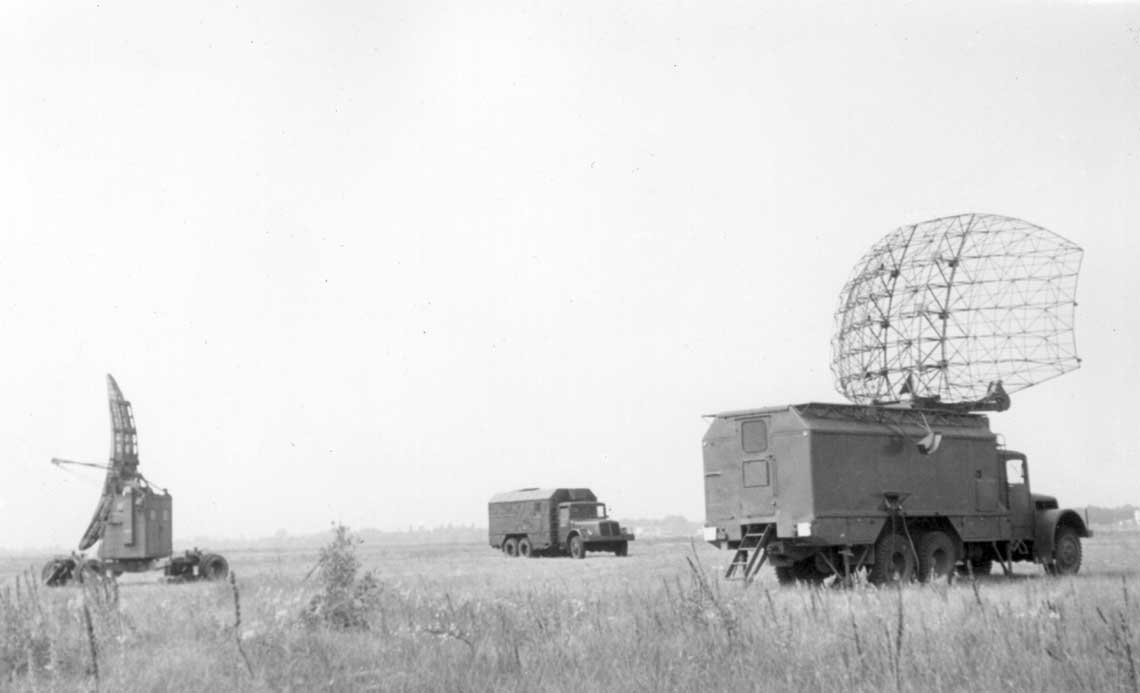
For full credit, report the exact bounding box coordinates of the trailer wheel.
[42,558,75,587]
[1047,526,1082,576]
[915,531,956,583]
[614,541,628,557]
[569,535,586,559]
[869,531,915,585]
[518,537,533,558]
[199,554,230,581]
[77,559,106,584]
[503,538,519,557]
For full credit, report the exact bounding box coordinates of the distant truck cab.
[702,403,1091,585]
[489,488,634,558]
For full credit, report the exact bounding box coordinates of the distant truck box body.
[702,402,1090,584]
[488,488,634,559]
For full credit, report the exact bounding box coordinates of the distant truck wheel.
[569,535,586,559]
[503,538,519,557]
[518,537,533,558]
[1047,526,1082,576]
[916,531,956,583]
[198,553,230,581]
[614,541,628,557]
[869,530,915,585]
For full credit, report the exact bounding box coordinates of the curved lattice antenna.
[77,374,142,550]
[831,213,1082,410]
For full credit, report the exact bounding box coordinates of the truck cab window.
[741,419,768,453]
[569,504,605,520]
[1006,458,1026,485]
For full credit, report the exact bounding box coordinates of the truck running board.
[724,525,774,585]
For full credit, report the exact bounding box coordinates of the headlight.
[583,528,592,537]
[796,521,812,537]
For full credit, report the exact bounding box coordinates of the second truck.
[489,488,635,558]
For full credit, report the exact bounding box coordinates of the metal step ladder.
[724,525,774,584]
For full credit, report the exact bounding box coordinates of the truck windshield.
[569,504,606,520]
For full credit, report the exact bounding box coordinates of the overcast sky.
[2,1,1138,549]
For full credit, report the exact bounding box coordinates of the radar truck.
[489,488,634,558]
[702,403,1090,585]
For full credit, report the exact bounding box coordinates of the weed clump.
[303,524,382,630]
[0,571,53,679]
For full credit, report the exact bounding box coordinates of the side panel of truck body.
[705,403,1015,546]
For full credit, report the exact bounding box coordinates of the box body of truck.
[702,402,1089,582]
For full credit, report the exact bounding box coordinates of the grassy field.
[2,530,1138,692]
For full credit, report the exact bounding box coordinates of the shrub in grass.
[303,524,382,630]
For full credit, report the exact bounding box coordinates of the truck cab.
[557,502,630,556]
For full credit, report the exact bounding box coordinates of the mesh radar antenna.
[51,374,144,550]
[831,213,1082,411]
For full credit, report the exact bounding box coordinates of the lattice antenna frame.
[831,213,1082,409]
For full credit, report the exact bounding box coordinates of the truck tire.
[569,535,586,559]
[198,553,230,581]
[503,538,519,557]
[869,530,915,585]
[518,537,533,558]
[1047,526,1082,576]
[614,541,628,557]
[915,531,956,583]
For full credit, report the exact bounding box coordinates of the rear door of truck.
[738,417,776,519]
[703,414,776,525]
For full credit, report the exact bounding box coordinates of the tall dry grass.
[1,533,1138,692]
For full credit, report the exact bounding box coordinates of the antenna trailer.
[42,375,230,586]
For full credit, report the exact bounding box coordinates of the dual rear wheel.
[868,529,956,585]
[502,537,536,558]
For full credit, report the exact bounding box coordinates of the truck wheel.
[614,541,628,557]
[198,553,230,581]
[503,538,519,557]
[869,530,915,585]
[916,531,956,583]
[569,535,586,559]
[1047,526,1082,576]
[518,537,533,558]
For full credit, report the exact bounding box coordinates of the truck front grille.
[600,521,620,537]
